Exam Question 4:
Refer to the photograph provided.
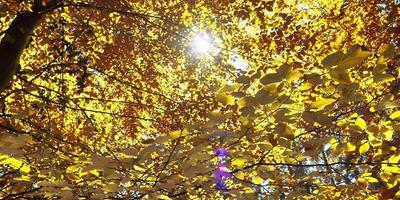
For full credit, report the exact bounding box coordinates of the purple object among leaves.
[214,148,231,191]
[215,148,229,157]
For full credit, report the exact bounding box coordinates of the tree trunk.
[0,11,42,92]
[0,0,62,93]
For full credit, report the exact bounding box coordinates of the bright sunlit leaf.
[345,142,356,152]
[159,195,172,200]
[359,141,370,154]
[355,118,367,130]
[232,158,247,170]
[310,98,336,110]
[0,0,398,198]
[389,111,400,119]
[216,93,235,105]
[252,176,263,184]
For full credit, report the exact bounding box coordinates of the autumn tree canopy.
[0,0,400,199]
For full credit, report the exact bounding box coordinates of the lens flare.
[191,33,213,55]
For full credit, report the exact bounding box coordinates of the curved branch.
[0,0,62,93]
[0,11,42,92]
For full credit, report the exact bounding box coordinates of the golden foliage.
[0,0,399,199]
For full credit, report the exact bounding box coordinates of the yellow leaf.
[243,187,254,194]
[14,175,31,182]
[219,83,241,93]
[252,176,263,184]
[169,129,188,139]
[345,142,356,152]
[284,157,297,165]
[385,166,400,174]
[364,176,379,183]
[254,89,276,105]
[260,64,291,85]
[78,171,89,177]
[336,46,371,70]
[57,152,72,161]
[158,194,171,200]
[232,158,247,170]
[396,190,400,198]
[102,183,118,192]
[310,98,336,110]
[0,157,29,173]
[369,106,375,113]
[358,173,379,183]
[169,130,180,139]
[374,74,395,83]
[287,70,303,82]
[1,157,22,169]
[236,172,245,180]
[60,12,73,23]
[89,169,100,177]
[278,137,291,148]
[20,164,31,174]
[349,113,359,118]
[378,44,395,58]
[216,93,235,105]
[237,97,247,107]
[66,165,79,174]
[322,51,345,68]
[357,178,367,185]
[330,70,351,84]
[389,110,400,119]
[360,172,372,177]
[355,118,367,130]
[388,154,400,164]
[359,142,370,154]
[328,137,337,144]
[382,130,393,141]
[302,111,333,126]
[258,142,273,151]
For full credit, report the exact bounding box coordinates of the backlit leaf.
[374,74,395,83]
[345,142,356,152]
[302,111,333,126]
[0,0,398,198]
[287,70,303,82]
[216,93,235,105]
[14,175,31,182]
[396,190,400,198]
[254,89,276,105]
[336,46,371,70]
[355,118,367,130]
[382,130,393,141]
[232,158,247,170]
[389,111,400,119]
[252,176,263,184]
[89,169,100,177]
[359,141,370,154]
[66,165,79,174]
[322,51,345,68]
[102,183,118,193]
[378,44,395,58]
[159,195,172,200]
[330,70,351,84]
[310,98,336,110]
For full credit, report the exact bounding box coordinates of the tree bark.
[0,0,61,93]
[0,11,42,92]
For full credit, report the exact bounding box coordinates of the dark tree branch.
[0,0,63,93]
[232,161,400,174]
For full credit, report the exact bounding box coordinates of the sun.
[191,32,213,55]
